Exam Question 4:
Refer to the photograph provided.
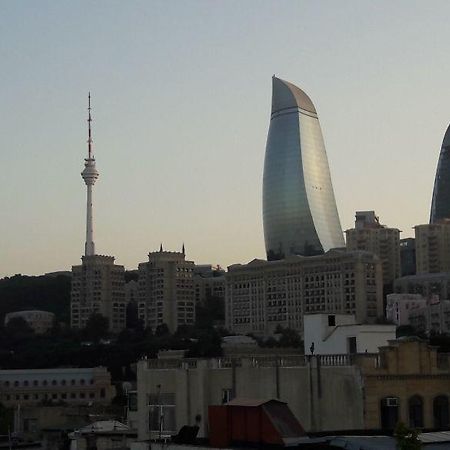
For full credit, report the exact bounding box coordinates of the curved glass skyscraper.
[263,76,344,260]
[430,124,450,223]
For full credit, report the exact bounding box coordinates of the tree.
[83,313,109,342]
[394,422,422,450]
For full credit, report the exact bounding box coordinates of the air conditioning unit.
[386,397,399,407]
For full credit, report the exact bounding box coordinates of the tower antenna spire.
[88,92,93,159]
[81,92,99,256]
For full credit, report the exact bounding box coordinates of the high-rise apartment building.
[138,248,195,332]
[430,124,450,223]
[193,265,225,305]
[415,221,450,274]
[345,211,400,287]
[225,249,382,336]
[70,96,126,332]
[400,238,416,276]
[262,76,344,261]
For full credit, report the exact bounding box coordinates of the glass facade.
[430,124,450,223]
[263,77,344,260]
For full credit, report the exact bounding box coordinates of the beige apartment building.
[138,249,195,332]
[71,255,126,333]
[225,249,383,336]
[345,211,400,287]
[415,221,450,274]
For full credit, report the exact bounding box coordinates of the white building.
[4,310,55,334]
[385,293,427,326]
[303,314,396,355]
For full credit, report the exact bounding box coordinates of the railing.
[143,353,386,369]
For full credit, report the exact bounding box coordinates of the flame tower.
[81,93,99,256]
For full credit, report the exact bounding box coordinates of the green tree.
[394,422,422,450]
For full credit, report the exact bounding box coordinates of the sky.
[1,0,450,277]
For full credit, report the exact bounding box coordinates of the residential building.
[225,248,383,336]
[394,272,450,301]
[415,221,450,273]
[409,300,450,334]
[4,310,55,334]
[135,339,450,438]
[385,293,427,326]
[0,367,115,408]
[263,76,344,261]
[138,248,195,332]
[303,313,396,355]
[400,237,416,276]
[193,265,225,305]
[430,123,450,223]
[345,211,400,287]
[71,255,126,332]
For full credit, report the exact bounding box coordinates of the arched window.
[409,395,424,428]
[434,395,449,429]
[380,397,399,429]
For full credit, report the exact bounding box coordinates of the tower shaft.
[85,183,95,256]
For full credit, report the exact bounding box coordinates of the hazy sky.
[1,0,450,277]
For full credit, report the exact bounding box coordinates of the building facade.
[430,123,450,223]
[193,265,225,305]
[262,76,344,261]
[138,249,195,332]
[71,255,126,332]
[135,339,450,438]
[0,367,115,408]
[4,310,55,334]
[225,249,383,336]
[385,293,426,326]
[415,222,450,274]
[408,300,450,334]
[394,272,450,301]
[345,211,400,287]
[400,237,416,276]
[303,313,396,355]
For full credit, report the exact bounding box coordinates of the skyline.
[2,1,450,277]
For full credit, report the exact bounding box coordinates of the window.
[148,393,176,436]
[328,315,336,326]
[128,392,138,412]
[221,389,233,404]
[347,337,357,354]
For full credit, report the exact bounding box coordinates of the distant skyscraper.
[263,76,344,260]
[430,124,450,223]
[71,95,126,332]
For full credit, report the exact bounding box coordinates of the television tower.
[81,93,99,256]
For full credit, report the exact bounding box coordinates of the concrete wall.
[136,357,365,441]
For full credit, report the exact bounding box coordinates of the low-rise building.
[4,310,55,334]
[135,339,450,437]
[385,293,427,326]
[303,313,396,355]
[225,249,383,336]
[0,367,115,408]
